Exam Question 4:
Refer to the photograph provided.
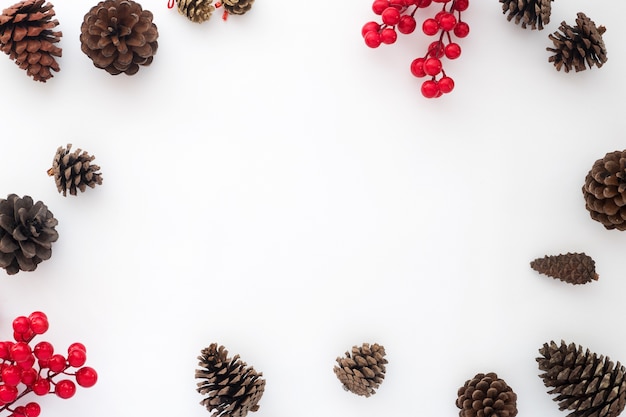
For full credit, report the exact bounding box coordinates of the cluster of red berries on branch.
[362,0,470,98]
[0,312,97,417]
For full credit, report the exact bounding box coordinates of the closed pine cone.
[334,342,387,397]
[80,0,158,75]
[0,194,59,275]
[547,12,607,73]
[222,0,254,16]
[195,343,265,417]
[530,253,598,285]
[499,0,552,30]
[0,0,62,82]
[177,0,214,23]
[537,340,626,417]
[456,372,518,417]
[47,144,103,196]
[582,150,626,230]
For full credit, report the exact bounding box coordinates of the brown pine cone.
[530,252,598,285]
[537,340,626,417]
[177,0,214,23]
[582,150,626,230]
[456,372,518,417]
[195,343,265,417]
[0,0,61,82]
[333,342,387,397]
[547,12,607,73]
[222,0,254,16]
[500,0,552,30]
[47,144,103,197]
[0,194,59,275]
[80,0,158,75]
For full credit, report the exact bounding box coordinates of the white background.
[2,0,626,416]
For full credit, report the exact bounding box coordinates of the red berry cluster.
[362,0,470,98]
[0,312,97,417]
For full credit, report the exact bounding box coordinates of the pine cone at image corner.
[177,0,214,23]
[80,0,158,75]
[537,340,626,417]
[0,0,61,82]
[456,372,518,417]
[530,253,598,285]
[195,343,265,417]
[582,150,626,230]
[47,144,103,197]
[547,12,607,72]
[222,0,254,16]
[333,342,387,397]
[0,194,59,275]
[499,0,552,30]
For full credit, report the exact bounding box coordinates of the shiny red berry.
[67,348,87,368]
[438,76,455,93]
[28,312,48,335]
[372,0,389,14]
[48,354,67,373]
[417,0,432,6]
[2,364,22,386]
[10,342,32,362]
[453,21,470,37]
[422,18,439,36]
[361,21,380,37]
[24,402,41,417]
[18,354,35,370]
[21,368,38,386]
[381,7,401,25]
[410,57,427,77]
[428,41,445,58]
[438,13,457,31]
[12,316,30,334]
[423,57,442,76]
[33,341,54,361]
[75,366,98,388]
[364,31,382,48]
[0,385,18,403]
[421,80,440,98]
[452,0,469,11]
[55,379,76,399]
[444,42,461,59]
[13,405,26,417]
[397,15,416,34]
[32,378,50,396]
[68,342,86,353]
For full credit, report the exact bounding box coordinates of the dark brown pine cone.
[547,12,607,73]
[47,144,103,197]
[456,372,518,417]
[222,0,254,16]
[0,0,62,82]
[176,0,214,23]
[80,0,158,75]
[500,0,552,30]
[530,253,598,285]
[195,343,265,417]
[0,194,59,275]
[334,342,387,397]
[582,150,626,230]
[537,340,626,417]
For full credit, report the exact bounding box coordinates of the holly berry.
[381,7,401,25]
[67,348,87,368]
[12,317,30,335]
[28,312,48,335]
[361,21,380,37]
[31,378,50,396]
[420,79,439,98]
[410,57,427,77]
[438,12,457,31]
[452,0,469,11]
[54,380,76,399]
[24,402,41,417]
[423,57,442,75]
[0,385,18,403]
[422,18,438,35]
[453,21,470,38]
[444,42,461,59]
[428,41,445,58]
[364,31,382,48]
[75,367,98,388]
[33,341,54,361]
[372,0,389,14]
[438,76,455,93]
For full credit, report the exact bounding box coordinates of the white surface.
[2,0,626,416]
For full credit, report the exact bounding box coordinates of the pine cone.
[456,372,518,417]
[547,12,607,73]
[0,0,61,82]
[537,340,626,417]
[176,0,214,23]
[333,342,387,397]
[0,194,59,275]
[500,0,552,30]
[47,144,103,197]
[582,150,626,230]
[195,343,265,417]
[80,0,158,75]
[222,0,254,16]
[530,252,598,285]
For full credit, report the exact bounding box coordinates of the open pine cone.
[195,343,265,417]
[334,342,387,397]
[537,340,626,417]
[547,12,607,72]
[582,150,626,230]
[48,144,103,196]
[530,252,598,285]
[500,0,552,30]
[0,194,59,275]
[222,0,254,16]
[456,372,518,417]
[0,0,62,82]
[80,0,158,75]
[176,0,214,23]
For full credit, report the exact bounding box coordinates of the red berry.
[444,42,461,59]
[12,316,30,334]
[397,15,416,34]
[380,27,397,44]
[438,13,457,31]
[55,379,76,399]
[417,0,432,6]
[0,385,18,403]
[361,21,380,38]
[68,343,86,353]
[0,342,11,360]
[75,366,98,388]
[34,341,54,361]
[32,378,50,396]
[13,406,26,417]
[48,354,67,373]
[438,76,455,93]
[18,354,35,370]
[372,0,389,14]
[427,41,445,58]
[422,18,439,36]
[21,368,38,386]
[24,402,41,417]
[453,21,469,37]
[67,348,87,368]
[410,57,427,77]
[28,312,48,335]
[381,7,401,25]
[2,364,22,386]
[452,0,469,11]
[364,31,382,48]
[423,57,442,76]
[11,342,32,362]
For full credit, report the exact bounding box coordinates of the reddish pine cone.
[334,342,387,397]
[222,0,254,16]
[0,0,62,82]
[582,150,626,230]
[456,372,518,417]
[530,253,598,285]
[500,0,552,30]
[547,13,607,73]
[537,340,626,417]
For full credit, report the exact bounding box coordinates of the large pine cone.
[547,12,607,73]
[0,0,62,82]
[500,0,552,30]
[582,150,626,230]
[530,253,598,285]
[333,342,387,397]
[456,372,518,417]
[537,340,626,417]
[222,0,254,16]
[177,0,214,23]
[48,144,103,197]
[195,343,265,417]
[80,0,158,75]
[0,194,59,275]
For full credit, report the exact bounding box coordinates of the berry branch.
[362,0,470,98]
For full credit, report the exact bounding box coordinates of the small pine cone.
[222,0,254,16]
[177,0,214,23]
[547,12,607,73]
[0,0,62,82]
[195,343,265,417]
[0,194,59,275]
[47,144,103,197]
[537,340,626,417]
[500,0,552,30]
[530,252,598,285]
[456,372,518,417]
[333,342,387,397]
[582,150,626,230]
[80,0,158,75]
